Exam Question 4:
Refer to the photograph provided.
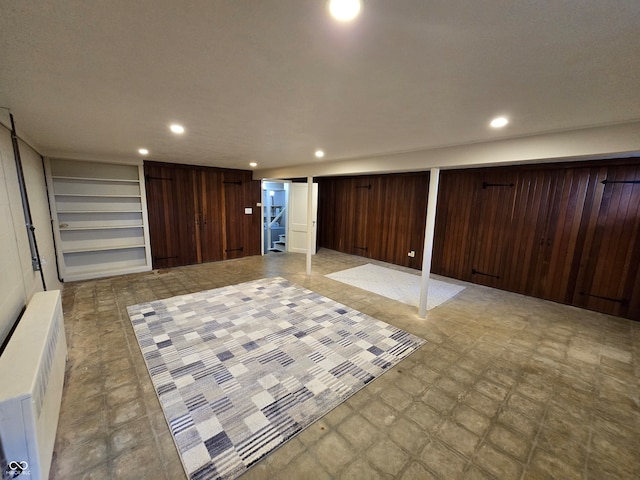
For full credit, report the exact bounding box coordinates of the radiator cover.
[0,290,67,480]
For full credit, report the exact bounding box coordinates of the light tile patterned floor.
[51,249,640,479]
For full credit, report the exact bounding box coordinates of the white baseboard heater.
[0,290,67,480]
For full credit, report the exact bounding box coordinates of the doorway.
[263,181,288,253]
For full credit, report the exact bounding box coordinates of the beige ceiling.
[1,0,639,173]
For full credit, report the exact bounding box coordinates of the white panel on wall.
[0,198,26,346]
[19,139,62,294]
[0,127,30,346]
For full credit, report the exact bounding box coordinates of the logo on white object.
[7,461,31,477]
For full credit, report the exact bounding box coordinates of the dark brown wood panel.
[220,169,261,260]
[432,171,477,280]
[432,159,640,321]
[319,159,640,319]
[244,178,262,257]
[318,176,357,254]
[375,173,429,268]
[562,165,609,305]
[199,168,224,263]
[145,163,198,269]
[572,164,640,319]
[538,166,600,303]
[317,172,429,269]
[221,170,245,260]
[507,169,547,294]
[469,170,517,289]
[144,161,260,268]
[352,177,370,256]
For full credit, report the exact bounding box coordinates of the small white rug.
[326,263,465,310]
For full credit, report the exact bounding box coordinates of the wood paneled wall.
[144,162,261,269]
[318,172,430,269]
[432,160,640,320]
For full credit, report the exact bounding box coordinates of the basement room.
[0,1,639,479]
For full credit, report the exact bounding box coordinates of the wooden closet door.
[335,177,356,253]
[532,166,599,303]
[318,173,429,268]
[366,177,384,261]
[242,177,262,257]
[351,177,371,256]
[375,173,429,268]
[144,163,198,268]
[403,173,430,269]
[221,171,246,259]
[317,176,357,254]
[469,171,517,288]
[199,169,224,263]
[317,178,337,250]
[572,164,640,318]
[503,169,558,297]
[432,170,478,281]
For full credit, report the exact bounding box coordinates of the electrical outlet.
[408,250,415,257]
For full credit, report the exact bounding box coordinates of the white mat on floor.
[326,263,465,310]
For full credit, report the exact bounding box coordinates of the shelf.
[54,193,142,198]
[56,210,144,214]
[64,264,151,281]
[62,244,146,254]
[47,158,152,282]
[52,175,139,184]
[59,225,143,231]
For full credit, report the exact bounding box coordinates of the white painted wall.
[0,125,61,346]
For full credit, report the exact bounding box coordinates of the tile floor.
[50,249,640,480]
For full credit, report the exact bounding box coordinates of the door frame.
[260,179,291,255]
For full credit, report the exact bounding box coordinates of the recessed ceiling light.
[315,150,325,158]
[138,148,149,155]
[328,0,361,22]
[249,162,257,167]
[169,124,185,134]
[490,116,509,128]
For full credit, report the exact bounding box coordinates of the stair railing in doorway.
[266,206,287,252]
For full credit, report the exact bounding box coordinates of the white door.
[288,183,318,254]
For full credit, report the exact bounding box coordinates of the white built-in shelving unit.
[45,158,152,281]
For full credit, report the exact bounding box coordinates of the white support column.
[306,176,313,276]
[418,168,440,318]
[266,189,271,253]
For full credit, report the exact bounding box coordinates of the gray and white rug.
[326,263,466,309]
[127,277,425,480]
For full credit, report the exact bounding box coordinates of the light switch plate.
[245,207,253,214]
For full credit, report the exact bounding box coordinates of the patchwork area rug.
[326,263,466,309]
[127,277,425,480]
